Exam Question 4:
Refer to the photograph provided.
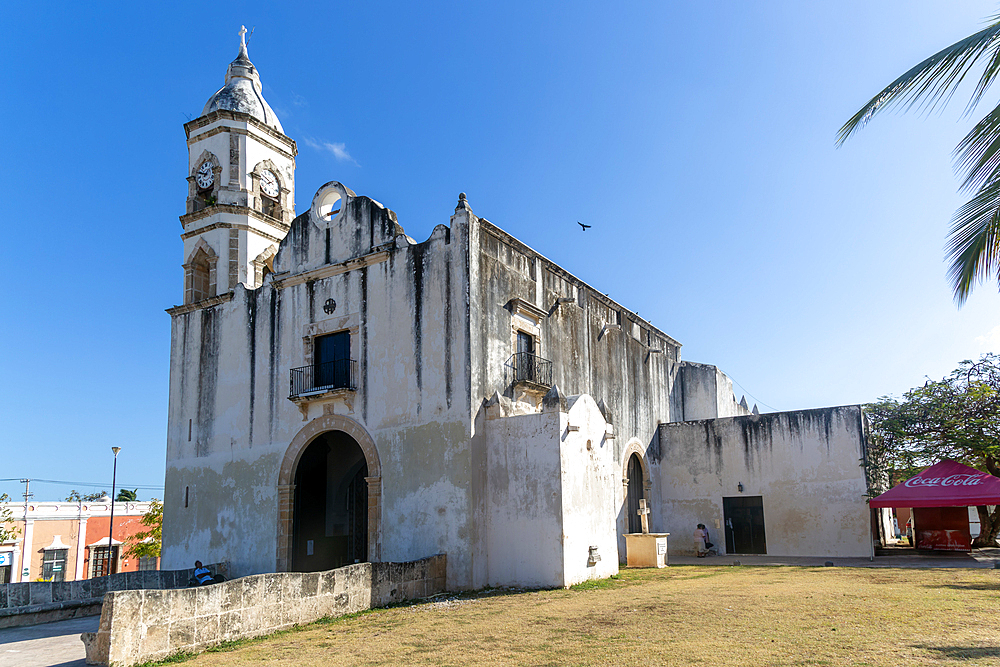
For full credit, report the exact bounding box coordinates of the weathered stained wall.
[483,392,618,588]
[164,187,474,585]
[164,182,782,590]
[676,361,751,421]
[467,215,677,564]
[556,394,620,585]
[657,406,872,558]
[464,214,750,562]
[469,218,679,460]
[484,404,565,588]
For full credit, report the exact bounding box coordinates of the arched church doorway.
[292,430,368,572]
[626,452,645,534]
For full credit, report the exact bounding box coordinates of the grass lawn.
[150,566,999,666]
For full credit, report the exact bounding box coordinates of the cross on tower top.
[239,25,247,49]
[637,498,651,534]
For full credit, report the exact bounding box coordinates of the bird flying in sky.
[578,221,591,231]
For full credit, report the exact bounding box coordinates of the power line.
[0,477,163,490]
[728,376,780,413]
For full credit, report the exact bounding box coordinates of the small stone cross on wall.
[637,498,650,534]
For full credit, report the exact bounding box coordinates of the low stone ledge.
[0,562,228,630]
[82,554,447,667]
[0,598,104,629]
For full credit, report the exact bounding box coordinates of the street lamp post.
[108,447,121,576]
[19,478,30,582]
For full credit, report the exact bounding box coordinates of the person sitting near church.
[702,526,717,555]
[694,524,710,558]
[193,560,214,585]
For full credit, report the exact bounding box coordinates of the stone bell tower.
[179,26,297,305]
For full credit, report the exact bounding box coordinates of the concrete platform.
[0,615,99,667]
[666,546,1000,569]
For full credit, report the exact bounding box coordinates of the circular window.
[311,181,353,226]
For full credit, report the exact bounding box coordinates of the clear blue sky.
[3,1,1000,500]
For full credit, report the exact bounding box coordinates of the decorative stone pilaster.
[275,484,295,573]
[228,229,240,289]
[365,476,382,563]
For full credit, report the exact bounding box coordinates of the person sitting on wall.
[194,561,214,585]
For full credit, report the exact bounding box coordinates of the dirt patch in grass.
[149,567,1000,667]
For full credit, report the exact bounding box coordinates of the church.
[161,31,885,589]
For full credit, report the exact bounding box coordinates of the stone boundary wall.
[82,554,447,667]
[0,563,228,630]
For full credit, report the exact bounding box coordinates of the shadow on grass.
[920,582,1000,591]
[915,645,1000,660]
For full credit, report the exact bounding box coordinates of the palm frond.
[837,17,1000,147]
[954,102,1000,193]
[946,178,1000,305]
[971,17,1000,109]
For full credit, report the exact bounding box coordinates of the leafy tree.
[65,490,110,502]
[116,489,138,502]
[124,499,162,560]
[866,354,1000,547]
[0,493,21,544]
[838,11,1000,305]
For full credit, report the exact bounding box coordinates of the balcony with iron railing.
[505,352,553,391]
[289,359,358,399]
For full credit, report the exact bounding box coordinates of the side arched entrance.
[622,439,652,534]
[276,415,381,572]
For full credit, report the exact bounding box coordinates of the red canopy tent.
[869,459,1000,551]
[869,459,1000,508]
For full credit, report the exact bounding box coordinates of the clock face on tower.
[260,170,279,198]
[196,162,214,190]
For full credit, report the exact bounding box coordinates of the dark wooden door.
[723,496,767,554]
[514,332,536,382]
[315,331,350,388]
[516,331,534,356]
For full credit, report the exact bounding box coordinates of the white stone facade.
[161,34,877,589]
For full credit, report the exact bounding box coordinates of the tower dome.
[202,26,283,133]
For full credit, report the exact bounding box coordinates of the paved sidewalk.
[668,546,1000,569]
[0,615,99,667]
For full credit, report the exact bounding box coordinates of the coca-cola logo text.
[904,474,985,488]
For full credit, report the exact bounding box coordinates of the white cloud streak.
[302,137,358,165]
[974,325,1000,351]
